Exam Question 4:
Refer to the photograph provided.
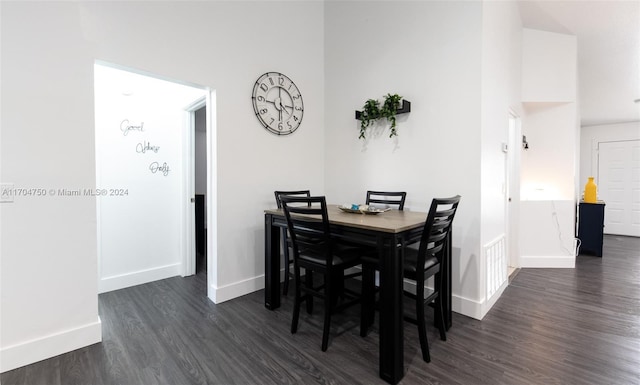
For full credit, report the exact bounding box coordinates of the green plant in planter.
[382,93,402,138]
[358,93,402,139]
[359,98,381,139]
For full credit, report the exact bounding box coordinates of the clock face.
[252,72,304,135]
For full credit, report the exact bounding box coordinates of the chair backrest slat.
[274,190,311,208]
[433,207,456,219]
[416,195,461,272]
[366,191,407,210]
[281,196,333,267]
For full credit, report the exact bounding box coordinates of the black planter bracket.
[355,99,411,120]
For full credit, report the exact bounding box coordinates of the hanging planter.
[355,93,410,139]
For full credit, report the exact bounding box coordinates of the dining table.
[264,204,453,385]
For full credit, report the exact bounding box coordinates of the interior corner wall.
[323,1,484,318]
[1,0,325,371]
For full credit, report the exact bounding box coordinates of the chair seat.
[403,248,439,278]
[361,247,438,277]
[299,245,363,267]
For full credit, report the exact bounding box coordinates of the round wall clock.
[252,72,304,135]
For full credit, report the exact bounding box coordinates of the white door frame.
[506,110,521,268]
[182,97,207,277]
[205,90,217,301]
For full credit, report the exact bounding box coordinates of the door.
[597,140,640,236]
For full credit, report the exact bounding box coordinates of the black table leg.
[378,236,404,384]
[264,214,281,310]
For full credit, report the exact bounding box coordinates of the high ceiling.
[518,0,640,127]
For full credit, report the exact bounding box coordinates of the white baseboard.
[451,294,483,320]
[206,271,506,322]
[209,264,303,304]
[210,275,265,304]
[391,278,499,321]
[480,280,508,319]
[99,263,182,293]
[0,318,102,373]
[520,255,575,268]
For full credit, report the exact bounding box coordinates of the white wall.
[522,29,577,103]
[1,0,325,371]
[478,0,523,316]
[1,2,101,371]
[94,64,205,293]
[324,0,527,320]
[480,0,523,240]
[324,1,484,317]
[519,28,578,267]
[521,103,577,200]
[520,199,576,267]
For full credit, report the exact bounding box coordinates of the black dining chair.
[280,195,367,351]
[274,190,311,296]
[361,191,407,293]
[365,191,407,210]
[361,195,461,363]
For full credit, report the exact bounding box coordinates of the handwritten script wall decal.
[149,162,170,176]
[120,118,171,177]
[120,119,144,136]
[136,141,160,154]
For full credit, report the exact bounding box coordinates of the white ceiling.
[518,0,640,127]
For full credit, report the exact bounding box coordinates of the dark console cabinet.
[578,202,605,257]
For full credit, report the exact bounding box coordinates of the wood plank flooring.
[3,235,639,384]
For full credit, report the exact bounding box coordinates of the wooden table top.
[265,204,427,234]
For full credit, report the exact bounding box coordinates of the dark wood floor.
[3,235,639,384]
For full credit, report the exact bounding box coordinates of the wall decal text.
[136,141,160,154]
[120,119,144,136]
[149,161,170,176]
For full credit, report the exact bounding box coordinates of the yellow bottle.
[584,176,597,203]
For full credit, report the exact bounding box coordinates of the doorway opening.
[182,98,209,278]
[193,105,207,275]
[94,61,213,296]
